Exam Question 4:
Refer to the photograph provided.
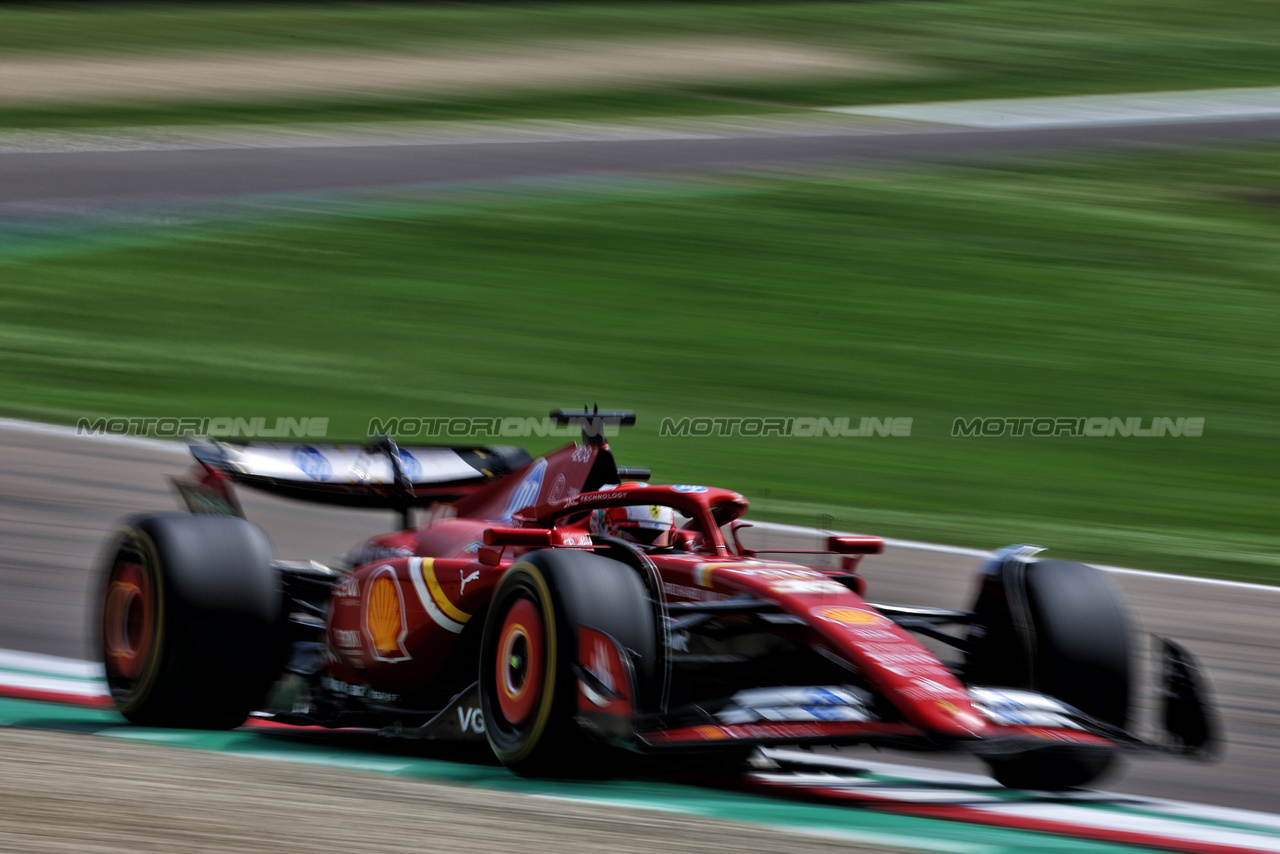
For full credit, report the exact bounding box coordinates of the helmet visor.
[616,521,672,547]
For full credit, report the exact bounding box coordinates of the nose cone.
[798,599,990,738]
[919,698,989,738]
[803,604,983,737]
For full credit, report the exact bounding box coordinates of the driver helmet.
[589,489,676,548]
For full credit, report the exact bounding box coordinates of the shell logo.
[368,577,401,653]
[815,606,884,626]
[695,725,729,740]
[363,565,411,662]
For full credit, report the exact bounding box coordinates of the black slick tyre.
[479,548,657,777]
[98,513,284,729]
[1022,560,1132,729]
[969,558,1131,790]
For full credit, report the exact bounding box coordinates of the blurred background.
[1,0,1276,584]
[3,4,1280,851]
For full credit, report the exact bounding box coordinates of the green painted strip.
[0,698,119,729]
[0,696,1173,854]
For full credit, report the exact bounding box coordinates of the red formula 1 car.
[97,409,1216,789]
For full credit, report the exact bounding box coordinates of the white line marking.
[0,648,104,680]
[825,86,1280,129]
[975,802,1280,851]
[0,671,107,698]
[1131,800,1280,835]
[1088,562,1280,592]
[0,417,188,455]
[531,794,704,815]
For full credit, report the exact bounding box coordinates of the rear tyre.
[98,514,284,729]
[479,549,657,777]
[968,558,1131,789]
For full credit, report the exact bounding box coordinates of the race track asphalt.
[4,115,1280,211]
[0,423,1276,814]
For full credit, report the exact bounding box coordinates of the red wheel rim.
[496,598,544,726]
[103,560,153,681]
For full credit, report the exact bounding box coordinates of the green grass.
[3,1,1280,128]
[1,151,1277,583]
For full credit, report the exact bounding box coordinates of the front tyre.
[479,549,657,777]
[967,556,1131,790]
[98,514,284,729]
[986,747,1117,791]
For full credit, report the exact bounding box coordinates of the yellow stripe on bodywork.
[422,558,471,625]
[695,561,741,588]
[409,558,466,634]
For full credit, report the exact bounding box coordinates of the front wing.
[575,630,1212,762]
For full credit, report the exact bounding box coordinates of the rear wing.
[185,438,531,513]
[180,408,634,528]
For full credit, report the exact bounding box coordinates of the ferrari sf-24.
[97,409,1215,789]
